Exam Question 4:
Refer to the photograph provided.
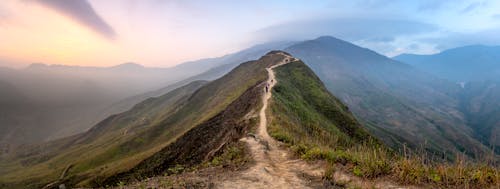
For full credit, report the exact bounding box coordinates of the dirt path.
[121,53,418,189]
[217,54,324,189]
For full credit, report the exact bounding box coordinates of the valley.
[2,1,500,188]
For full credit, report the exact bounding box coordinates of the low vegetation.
[0,53,277,188]
[269,61,500,188]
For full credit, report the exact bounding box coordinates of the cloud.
[0,4,11,24]
[422,28,500,50]
[35,0,116,39]
[253,18,441,56]
[460,2,486,13]
[416,0,462,12]
[255,18,437,43]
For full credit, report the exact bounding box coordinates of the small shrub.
[117,181,125,188]
[210,157,223,166]
[360,159,391,178]
[291,144,308,156]
[323,164,336,180]
[353,166,363,177]
[301,147,323,160]
[167,164,184,175]
[271,132,293,144]
[159,179,173,188]
[393,158,426,184]
[322,150,336,162]
[428,171,441,183]
[332,150,353,165]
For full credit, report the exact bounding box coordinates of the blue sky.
[1,0,499,67]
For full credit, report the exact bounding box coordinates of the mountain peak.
[394,44,500,82]
[265,50,291,56]
[26,63,49,69]
[287,35,390,64]
[441,44,500,55]
[315,35,341,41]
[108,62,145,70]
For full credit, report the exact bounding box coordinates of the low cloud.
[460,2,486,13]
[424,28,500,50]
[254,18,439,56]
[255,18,437,42]
[35,0,116,39]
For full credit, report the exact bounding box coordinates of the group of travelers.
[265,79,274,93]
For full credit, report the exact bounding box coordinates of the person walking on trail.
[265,83,269,93]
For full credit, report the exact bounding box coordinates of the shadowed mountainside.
[285,36,489,158]
[0,41,294,152]
[395,46,500,153]
[0,51,284,188]
[394,45,500,82]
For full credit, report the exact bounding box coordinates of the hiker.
[265,85,268,93]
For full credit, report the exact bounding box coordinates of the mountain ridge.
[0,51,285,188]
[394,45,500,82]
[285,36,489,158]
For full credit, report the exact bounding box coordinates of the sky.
[0,0,499,68]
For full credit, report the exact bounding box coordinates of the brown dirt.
[215,53,326,189]
[103,52,421,189]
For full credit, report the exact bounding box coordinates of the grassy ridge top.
[268,60,499,188]
[269,60,376,149]
[0,52,288,188]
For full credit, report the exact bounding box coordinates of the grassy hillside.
[459,81,500,153]
[0,52,288,188]
[395,46,500,155]
[285,36,489,159]
[0,80,207,188]
[268,61,376,148]
[269,60,499,188]
[0,63,196,147]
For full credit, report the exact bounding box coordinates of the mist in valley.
[0,1,499,188]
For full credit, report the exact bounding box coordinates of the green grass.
[205,141,250,168]
[0,54,275,188]
[269,60,377,148]
[269,61,500,188]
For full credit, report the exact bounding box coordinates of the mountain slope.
[269,60,375,148]
[285,36,488,158]
[0,63,185,147]
[0,41,293,148]
[0,80,206,188]
[171,41,295,76]
[102,41,296,117]
[0,80,43,149]
[0,52,283,188]
[459,81,500,153]
[0,51,378,188]
[394,45,500,82]
[394,45,500,152]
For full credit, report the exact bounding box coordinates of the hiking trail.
[217,53,325,189]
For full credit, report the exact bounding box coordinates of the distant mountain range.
[395,44,500,153]
[0,38,498,188]
[2,36,497,158]
[394,45,500,82]
[286,36,488,157]
[0,63,177,147]
[1,52,328,188]
[0,41,293,148]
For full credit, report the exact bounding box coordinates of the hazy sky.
[1,0,499,68]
